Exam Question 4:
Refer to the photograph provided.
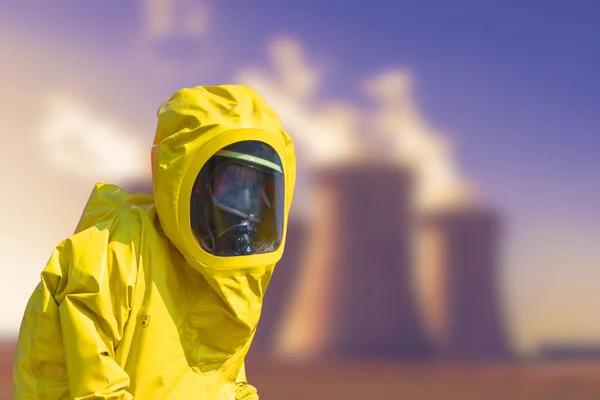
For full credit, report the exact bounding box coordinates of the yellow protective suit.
[13,85,296,399]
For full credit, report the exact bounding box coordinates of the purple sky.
[4,1,598,213]
[1,0,599,352]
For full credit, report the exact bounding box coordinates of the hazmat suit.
[13,85,296,399]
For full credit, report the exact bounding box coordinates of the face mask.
[208,163,268,255]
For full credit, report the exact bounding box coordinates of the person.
[13,85,296,399]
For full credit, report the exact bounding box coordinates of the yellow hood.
[152,85,295,268]
[151,85,296,364]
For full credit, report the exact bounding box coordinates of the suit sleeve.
[234,362,259,400]
[13,221,139,400]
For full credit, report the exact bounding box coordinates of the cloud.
[235,37,364,218]
[38,94,149,183]
[235,37,361,168]
[140,0,210,38]
[236,37,475,212]
[363,69,476,211]
[130,0,222,90]
[266,37,320,103]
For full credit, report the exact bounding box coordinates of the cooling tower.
[418,208,510,360]
[276,164,430,360]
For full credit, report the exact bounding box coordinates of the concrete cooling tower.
[275,164,430,360]
[417,208,511,360]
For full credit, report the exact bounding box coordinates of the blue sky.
[1,0,599,352]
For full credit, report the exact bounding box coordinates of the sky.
[0,0,599,354]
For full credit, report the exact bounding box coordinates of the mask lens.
[190,140,285,257]
[211,163,267,217]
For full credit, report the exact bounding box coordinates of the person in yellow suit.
[13,85,296,399]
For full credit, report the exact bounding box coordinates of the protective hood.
[152,85,296,360]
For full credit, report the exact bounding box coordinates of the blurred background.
[1,0,599,398]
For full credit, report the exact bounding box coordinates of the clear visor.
[210,162,272,222]
[190,140,285,257]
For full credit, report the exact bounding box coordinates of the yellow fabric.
[13,85,296,399]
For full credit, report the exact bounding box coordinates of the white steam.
[236,37,475,212]
[38,95,148,183]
